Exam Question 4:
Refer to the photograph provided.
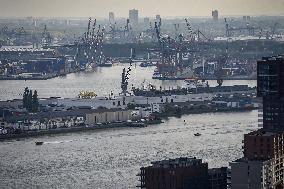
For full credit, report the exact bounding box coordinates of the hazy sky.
[0,0,284,17]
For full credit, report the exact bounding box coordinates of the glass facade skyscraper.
[257,55,284,131]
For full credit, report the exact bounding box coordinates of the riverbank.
[0,122,138,141]
[0,107,256,141]
[155,106,259,118]
[154,77,256,81]
[0,70,78,80]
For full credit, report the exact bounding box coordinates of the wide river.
[0,63,256,101]
[0,64,258,188]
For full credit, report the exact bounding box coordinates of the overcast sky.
[0,0,283,18]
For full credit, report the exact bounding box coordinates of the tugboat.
[35,141,44,145]
[194,133,201,136]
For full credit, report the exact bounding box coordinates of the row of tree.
[23,87,39,112]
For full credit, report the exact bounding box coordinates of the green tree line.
[23,87,39,112]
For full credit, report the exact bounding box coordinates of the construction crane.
[154,21,161,45]
[185,18,195,42]
[74,18,105,68]
[149,22,156,42]
[91,19,97,40]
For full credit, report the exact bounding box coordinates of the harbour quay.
[0,87,259,140]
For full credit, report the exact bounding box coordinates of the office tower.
[156,14,161,21]
[243,16,251,21]
[109,12,115,24]
[212,10,218,21]
[129,9,138,26]
[144,17,150,26]
[257,56,284,131]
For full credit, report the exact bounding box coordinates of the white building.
[85,109,132,125]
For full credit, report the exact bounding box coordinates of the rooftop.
[143,157,205,169]
[245,129,281,137]
[0,46,55,52]
[260,55,284,62]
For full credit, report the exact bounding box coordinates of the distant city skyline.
[0,0,283,18]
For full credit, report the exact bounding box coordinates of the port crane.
[74,17,105,68]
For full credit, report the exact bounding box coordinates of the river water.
[0,63,256,101]
[0,111,258,189]
[0,64,258,188]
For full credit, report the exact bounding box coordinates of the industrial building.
[85,109,132,124]
[0,46,56,61]
[24,57,65,73]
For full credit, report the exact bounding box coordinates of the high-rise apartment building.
[143,17,150,26]
[129,9,138,26]
[137,157,227,189]
[138,157,209,189]
[230,55,284,189]
[242,130,284,188]
[109,12,115,24]
[212,10,218,21]
[230,158,274,189]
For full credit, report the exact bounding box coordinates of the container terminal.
[0,63,260,140]
[0,15,284,80]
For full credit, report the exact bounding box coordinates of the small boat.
[35,141,44,145]
[194,133,201,136]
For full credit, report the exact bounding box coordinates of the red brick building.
[242,129,284,188]
[137,157,209,189]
